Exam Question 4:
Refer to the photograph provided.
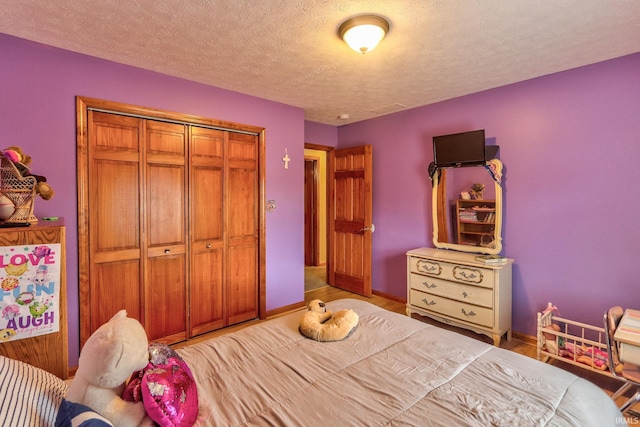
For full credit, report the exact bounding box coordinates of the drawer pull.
[164,249,170,254]
[206,243,212,249]
[422,298,436,306]
[416,259,441,275]
[461,308,476,317]
[422,281,437,289]
[453,266,483,283]
[462,291,468,298]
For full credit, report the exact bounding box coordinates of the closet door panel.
[147,122,186,156]
[190,246,224,336]
[146,121,186,247]
[228,132,257,161]
[191,166,223,241]
[189,166,224,335]
[144,120,187,343]
[90,260,141,332]
[227,243,257,324]
[92,160,140,251]
[189,127,225,335]
[91,111,140,152]
[147,164,186,246]
[228,168,257,238]
[227,133,258,324]
[86,111,143,343]
[192,127,224,159]
[146,254,187,343]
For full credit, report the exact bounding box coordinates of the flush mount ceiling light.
[338,14,390,54]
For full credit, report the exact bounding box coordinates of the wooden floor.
[175,285,639,418]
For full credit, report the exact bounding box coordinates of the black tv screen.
[433,129,486,168]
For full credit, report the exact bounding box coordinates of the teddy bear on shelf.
[299,299,359,342]
[64,310,154,427]
[469,183,485,200]
[2,145,55,200]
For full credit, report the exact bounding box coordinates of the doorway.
[304,144,330,292]
[303,143,374,296]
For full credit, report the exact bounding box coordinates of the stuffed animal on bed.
[63,310,153,427]
[123,343,199,427]
[299,299,359,342]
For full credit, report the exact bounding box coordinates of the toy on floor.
[543,321,613,372]
[64,310,153,427]
[299,299,359,342]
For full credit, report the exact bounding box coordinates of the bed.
[0,299,625,426]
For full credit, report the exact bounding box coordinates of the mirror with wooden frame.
[432,159,504,255]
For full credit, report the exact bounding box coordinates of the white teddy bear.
[66,310,153,427]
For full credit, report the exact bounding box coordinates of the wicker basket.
[0,157,38,224]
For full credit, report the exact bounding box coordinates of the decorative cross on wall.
[282,148,290,169]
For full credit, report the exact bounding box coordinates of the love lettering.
[0,252,55,268]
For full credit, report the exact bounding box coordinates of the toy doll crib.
[537,302,614,378]
[0,156,38,224]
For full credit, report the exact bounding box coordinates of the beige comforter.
[177,299,623,426]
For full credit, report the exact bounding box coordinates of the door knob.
[359,223,376,233]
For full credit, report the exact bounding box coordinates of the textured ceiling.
[2,0,640,126]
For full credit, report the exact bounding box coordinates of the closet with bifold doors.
[77,97,264,348]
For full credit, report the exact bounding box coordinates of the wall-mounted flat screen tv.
[433,129,486,168]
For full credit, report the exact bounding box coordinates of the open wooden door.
[304,158,319,266]
[328,145,373,297]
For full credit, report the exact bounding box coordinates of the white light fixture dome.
[339,15,390,54]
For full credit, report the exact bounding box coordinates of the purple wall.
[304,121,338,147]
[0,34,305,367]
[3,31,639,368]
[338,52,640,336]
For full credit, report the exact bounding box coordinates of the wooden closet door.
[227,132,259,324]
[189,127,225,336]
[87,111,143,337]
[79,97,265,347]
[144,120,188,343]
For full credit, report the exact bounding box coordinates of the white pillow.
[0,355,69,426]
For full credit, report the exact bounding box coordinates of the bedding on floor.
[0,298,625,426]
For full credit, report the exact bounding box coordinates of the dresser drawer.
[409,274,493,308]
[409,256,493,288]
[410,289,493,328]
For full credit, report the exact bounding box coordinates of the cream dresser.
[406,247,513,346]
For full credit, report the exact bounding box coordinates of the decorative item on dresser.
[406,247,513,346]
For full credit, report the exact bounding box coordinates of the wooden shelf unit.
[456,199,496,247]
